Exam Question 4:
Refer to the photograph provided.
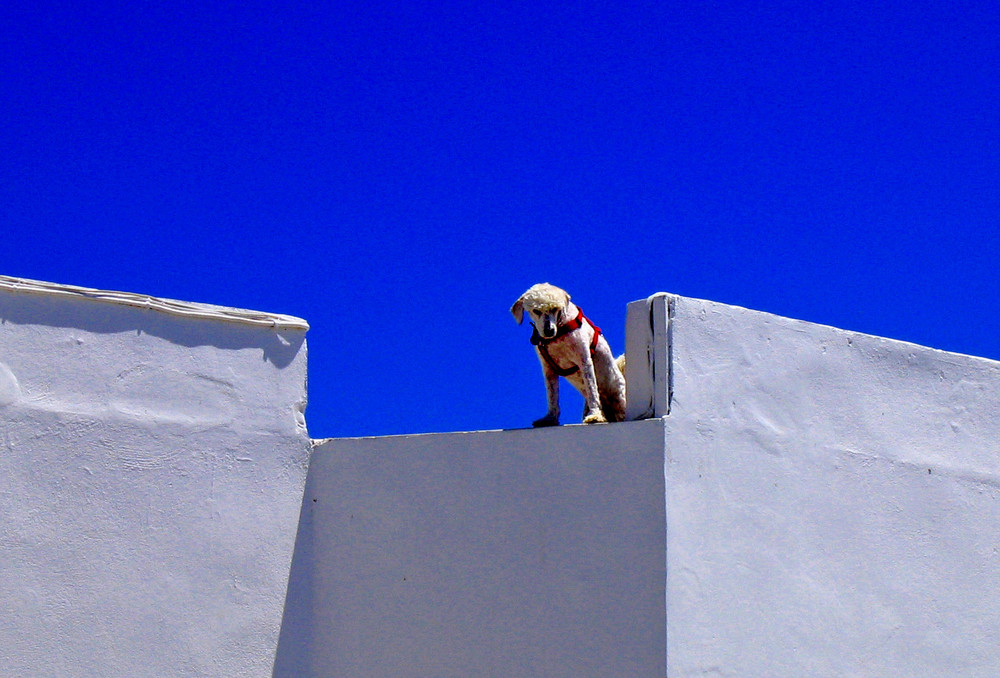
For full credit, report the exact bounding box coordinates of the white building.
[2,277,998,677]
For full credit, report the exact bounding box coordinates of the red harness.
[530,308,602,377]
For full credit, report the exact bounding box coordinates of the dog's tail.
[615,353,626,376]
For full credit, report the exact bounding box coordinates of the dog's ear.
[510,298,525,324]
[556,288,571,320]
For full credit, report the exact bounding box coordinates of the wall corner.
[625,292,672,420]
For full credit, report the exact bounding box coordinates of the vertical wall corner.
[625,292,672,420]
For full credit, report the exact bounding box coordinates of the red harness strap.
[530,308,602,377]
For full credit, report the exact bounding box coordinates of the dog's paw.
[533,414,560,428]
[583,411,607,424]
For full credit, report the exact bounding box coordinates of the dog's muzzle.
[539,319,557,338]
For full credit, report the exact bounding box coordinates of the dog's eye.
[532,309,542,316]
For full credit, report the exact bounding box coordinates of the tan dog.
[511,283,626,427]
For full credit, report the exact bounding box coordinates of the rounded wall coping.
[0,275,309,331]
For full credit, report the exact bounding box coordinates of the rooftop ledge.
[0,275,309,331]
[282,294,1000,677]
[4,277,1000,676]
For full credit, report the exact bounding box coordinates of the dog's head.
[511,283,572,340]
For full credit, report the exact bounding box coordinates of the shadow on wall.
[271,465,318,677]
[0,292,304,368]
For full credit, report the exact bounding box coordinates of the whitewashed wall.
[0,278,311,677]
[6,276,998,676]
[660,294,1000,677]
[278,292,1000,677]
[275,421,668,677]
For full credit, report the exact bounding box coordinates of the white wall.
[7,275,999,676]
[0,277,311,677]
[276,292,1000,677]
[662,294,1000,677]
[275,421,668,678]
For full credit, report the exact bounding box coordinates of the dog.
[511,283,626,426]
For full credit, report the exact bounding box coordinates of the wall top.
[0,274,309,331]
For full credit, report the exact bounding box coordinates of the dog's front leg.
[580,358,607,424]
[533,360,560,427]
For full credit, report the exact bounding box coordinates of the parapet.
[280,291,1000,677]
[0,276,310,676]
[4,275,1000,676]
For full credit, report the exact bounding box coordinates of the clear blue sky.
[3,1,998,438]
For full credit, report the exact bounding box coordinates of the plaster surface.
[276,292,1000,677]
[7,276,999,676]
[275,421,667,678]
[0,279,311,677]
[663,295,1000,677]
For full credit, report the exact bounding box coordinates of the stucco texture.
[0,283,310,677]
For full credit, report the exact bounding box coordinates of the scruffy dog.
[511,283,626,427]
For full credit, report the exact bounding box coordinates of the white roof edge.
[0,275,309,331]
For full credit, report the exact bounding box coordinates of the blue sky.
[3,1,998,438]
